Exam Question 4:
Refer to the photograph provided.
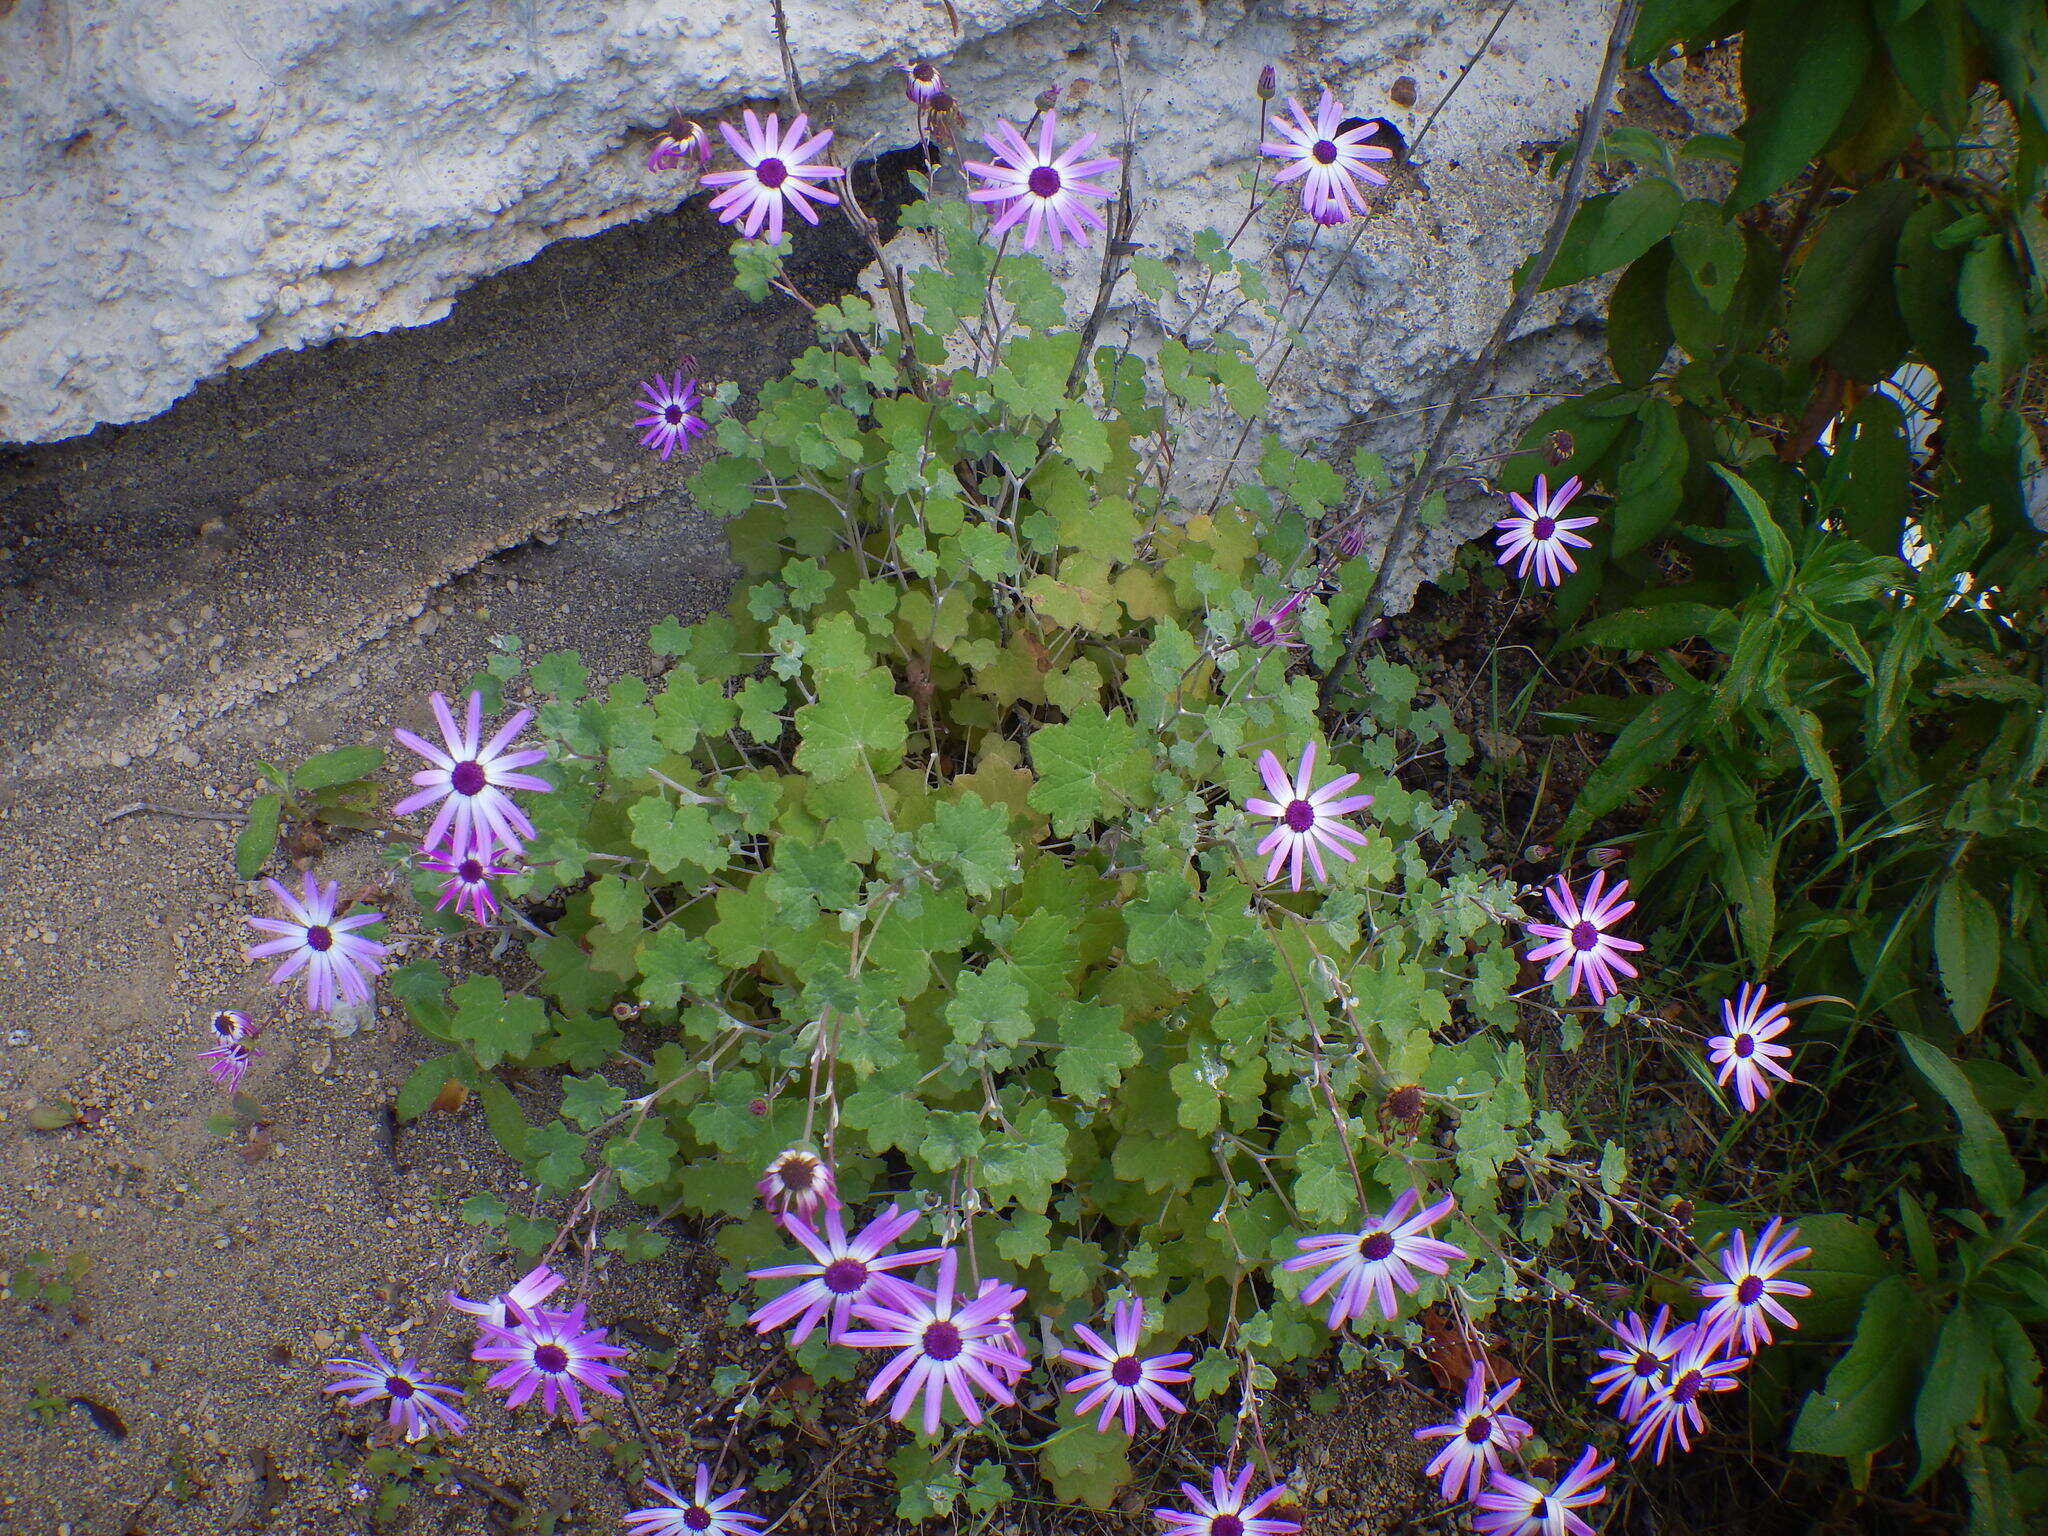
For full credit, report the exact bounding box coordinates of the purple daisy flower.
[901,61,946,108]
[392,690,551,861]
[963,112,1121,254]
[1281,1188,1464,1329]
[198,1038,263,1092]
[624,1464,764,1536]
[1245,590,1308,650]
[702,109,845,246]
[1058,1297,1194,1435]
[322,1332,469,1442]
[1472,1446,1613,1536]
[1153,1464,1300,1536]
[1695,1217,1812,1354]
[208,1008,253,1044]
[1244,741,1376,892]
[837,1251,1029,1435]
[447,1262,565,1330]
[1413,1367,1533,1502]
[1706,983,1796,1112]
[758,1147,838,1217]
[243,872,389,1014]
[635,372,708,462]
[417,849,517,926]
[1492,475,1598,588]
[1523,870,1644,1005]
[1587,1305,1692,1424]
[1260,88,1392,224]
[472,1300,630,1423]
[1625,1326,1748,1463]
[747,1203,945,1345]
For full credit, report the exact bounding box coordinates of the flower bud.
[1035,84,1059,112]
[1257,64,1278,100]
[1545,428,1575,465]
[901,60,945,108]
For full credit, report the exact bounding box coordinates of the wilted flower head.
[472,1300,630,1423]
[759,1147,838,1216]
[199,1038,263,1092]
[447,1262,566,1330]
[208,1009,253,1044]
[1261,88,1393,224]
[392,690,552,861]
[1281,1188,1463,1328]
[648,114,712,173]
[243,872,389,1015]
[901,60,946,108]
[963,112,1121,254]
[702,109,845,246]
[1244,741,1375,892]
[1244,590,1308,650]
[1413,1367,1533,1502]
[323,1332,469,1443]
[1523,869,1644,1005]
[1153,1464,1300,1536]
[634,372,709,462]
[1492,474,1598,588]
[624,1464,764,1536]
[1059,1297,1193,1435]
[1257,64,1279,101]
[1706,983,1796,1112]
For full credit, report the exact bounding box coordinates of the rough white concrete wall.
[0,0,1614,448]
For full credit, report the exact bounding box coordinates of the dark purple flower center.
[756,156,789,189]
[1213,1516,1246,1536]
[683,1510,712,1532]
[385,1375,416,1399]
[1311,139,1338,164]
[1672,1369,1704,1404]
[1733,1033,1756,1059]
[1464,1414,1492,1443]
[821,1257,869,1295]
[1283,799,1316,833]
[922,1320,964,1362]
[1736,1275,1765,1305]
[1247,618,1276,644]
[1028,165,1062,198]
[911,63,937,83]
[1358,1230,1395,1262]
[778,1157,816,1190]
[1569,920,1599,951]
[1531,516,1557,541]
[1631,1350,1660,1378]
[306,925,334,952]
[458,858,485,883]
[664,404,684,424]
[450,759,487,796]
[534,1343,570,1374]
[1110,1355,1144,1387]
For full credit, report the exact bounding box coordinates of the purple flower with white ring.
[208,1008,253,1044]
[1058,1297,1193,1435]
[1244,741,1375,891]
[447,1262,566,1331]
[1281,1188,1464,1329]
[1472,1446,1613,1536]
[963,112,1121,254]
[418,849,516,926]
[1260,88,1392,224]
[837,1251,1029,1435]
[1412,1367,1533,1502]
[1492,475,1598,588]
[1587,1305,1692,1424]
[392,690,551,861]
[472,1300,630,1423]
[701,110,844,246]
[746,1203,946,1345]
[1706,982,1796,1112]
[1523,870,1644,1005]
[758,1147,838,1216]
[322,1332,469,1442]
[624,1464,764,1536]
[1153,1464,1300,1536]
[199,1038,263,1092]
[1624,1326,1748,1463]
[635,372,709,461]
[901,61,946,108]
[1695,1217,1811,1354]
[243,872,389,1014]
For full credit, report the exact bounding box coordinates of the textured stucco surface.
[3,0,1616,447]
